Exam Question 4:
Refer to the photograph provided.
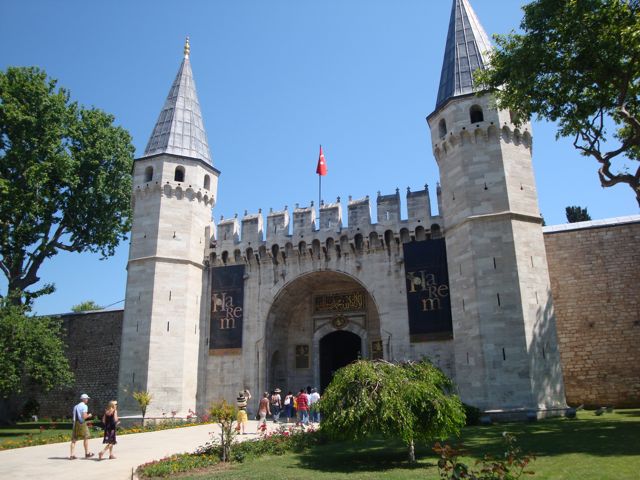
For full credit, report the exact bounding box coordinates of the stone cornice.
[444,210,543,235]
[128,255,204,270]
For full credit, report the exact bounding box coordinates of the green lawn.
[175,410,640,480]
[0,421,74,448]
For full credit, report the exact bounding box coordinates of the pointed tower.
[427,0,566,415]
[118,39,219,417]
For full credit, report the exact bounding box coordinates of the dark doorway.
[320,330,361,392]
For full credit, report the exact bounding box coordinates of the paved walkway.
[0,419,274,480]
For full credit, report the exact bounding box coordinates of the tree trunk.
[408,439,416,463]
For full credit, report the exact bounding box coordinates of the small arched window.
[144,166,153,182]
[470,105,484,123]
[438,118,447,138]
[354,234,364,252]
[204,175,210,190]
[174,166,185,182]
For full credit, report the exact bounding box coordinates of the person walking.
[69,393,94,459]
[257,392,271,432]
[296,388,309,426]
[270,388,282,424]
[283,391,294,423]
[236,390,250,434]
[98,400,119,460]
[308,387,320,423]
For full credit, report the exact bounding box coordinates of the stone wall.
[27,309,123,419]
[544,218,640,408]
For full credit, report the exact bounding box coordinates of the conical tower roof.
[143,38,212,163]
[435,0,492,110]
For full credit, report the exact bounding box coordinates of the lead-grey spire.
[143,37,212,163]
[435,0,492,110]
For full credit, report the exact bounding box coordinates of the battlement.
[132,180,216,207]
[211,185,443,264]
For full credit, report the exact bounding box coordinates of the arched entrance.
[319,330,361,392]
[264,271,382,395]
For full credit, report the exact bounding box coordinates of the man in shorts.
[69,393,94,459]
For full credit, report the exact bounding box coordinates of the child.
[236,390,251,434]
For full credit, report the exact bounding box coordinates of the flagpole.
[318,145,322,228]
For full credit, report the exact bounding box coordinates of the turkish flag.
[316,145,327,176]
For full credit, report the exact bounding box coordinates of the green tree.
[0,66,135,305]
[132,390,153,421]
[0,298,73,398]
[71,300,103,312]
[565,206,592,223]
[318,359,465,463]
[476,0,640,206]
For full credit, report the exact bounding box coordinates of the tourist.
[98,400,119,460]
[270,388,282,423]
[308,387,320,423]
[283,391,294,422]
[236,390,250,434]
[257,392,271,431]
[296,388,309,425]
[69,393,94,459]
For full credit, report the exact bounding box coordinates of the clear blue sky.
[1,0,637,315]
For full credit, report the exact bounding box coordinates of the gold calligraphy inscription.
[314,291,366,313]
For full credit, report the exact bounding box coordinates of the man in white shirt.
[308,388,320,423]
[69,393,94,459]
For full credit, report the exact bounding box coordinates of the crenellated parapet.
[132,180,216,208]
[433,123,533,163]
[209,185,443,267]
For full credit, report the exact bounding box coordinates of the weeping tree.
[318,359,466,463]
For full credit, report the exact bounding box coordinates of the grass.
[0,418,213,450]
[0,421,73,448]
[168,409,640,480]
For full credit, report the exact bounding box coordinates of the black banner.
[403,239,453,341]
[210,265,245,354]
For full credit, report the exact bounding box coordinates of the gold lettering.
[422,297,442,311]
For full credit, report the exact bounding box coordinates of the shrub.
[137,452,220,478]
[434,432,535,479]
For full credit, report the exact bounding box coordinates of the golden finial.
[184,36,190,58]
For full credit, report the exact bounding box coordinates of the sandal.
[85,453,94,458]
[69,456,77,460]
[109,455,116,459]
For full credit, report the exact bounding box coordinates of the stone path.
[0,419,272,480]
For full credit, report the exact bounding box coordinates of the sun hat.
[274,388,281,393]
[80,393,90,400]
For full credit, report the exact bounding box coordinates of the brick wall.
[544,220,640,408]
[27,309,123,419]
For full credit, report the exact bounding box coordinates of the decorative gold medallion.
[331,314,348,329]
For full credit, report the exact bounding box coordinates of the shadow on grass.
[295,437,435,474]
[613,409,640,418]
[295,411,640,473]
[461,412,640,458]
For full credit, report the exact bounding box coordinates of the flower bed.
[0,415,214,451]
[137,424,323,478]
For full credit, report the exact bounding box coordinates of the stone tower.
[427,0,566,414]
[118,39,219,417]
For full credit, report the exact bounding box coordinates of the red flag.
[316,145,327,176]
